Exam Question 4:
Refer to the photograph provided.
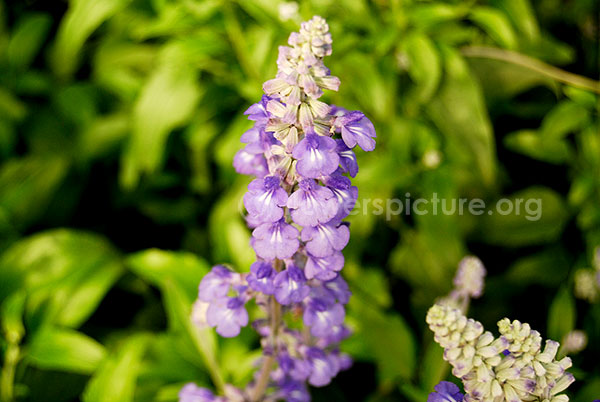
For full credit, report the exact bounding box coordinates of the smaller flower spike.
[426,303,575,402]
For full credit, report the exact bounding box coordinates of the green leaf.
[402,33,441,102]
[0,229,122,328]
[479,187,569,247]
[539,101,590,140]
[1,291,26,342]
[547,287,575,341]
[50,0,131,78]
[7,14,52,70]
[419,341,448,393]
[120,42,201,189]
[83,334,151,402]
[490,0,539,42]
[505,247,570,287]
[0,156,68,233]
[348,296,416,383]
[504,129,571,164]
[426,46,496,187]
[408,4,468,29]
[26,327,106,374]
[470,6,518,49]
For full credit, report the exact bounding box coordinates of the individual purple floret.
[252,219,300,260]
[206,297,249,338]
[186,15,376,402]
[292,134,339,179]
[304,251,344,280]
[247,261,277,295]
[427,381,464,402]
[179,383,224,402]
[301,222,349,257]
[287,179,338,226]
[303,297,345,338]
[333,111,377,152]
[274,264,310,305]
[244,176,289,223]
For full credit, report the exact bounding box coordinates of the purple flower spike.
[306,347,338,387]
[206,297,249,338]
[304,251,344,280]
[287,179,338,226]
[244,176,289,223]
[252,219,300,260]
[292,134,339,179]
[334,111,376,152]
[303,297,345,337]
[198,265,232,302]
[278,352,311,381]
[336,140,358,177]
[277,380,310,402]
[427,381,464,402]
[179,383,223,402]
[247,261,276,294]
[301,222,350,258]
[274,265,310,305]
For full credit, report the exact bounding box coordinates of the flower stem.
[461,46,600,94]
[250,260,283,402]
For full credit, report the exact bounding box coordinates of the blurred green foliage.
[0,0,599,401]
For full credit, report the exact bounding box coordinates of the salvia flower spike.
[427,304,575,402]
[181,16,376,402]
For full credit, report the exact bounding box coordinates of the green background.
[0,0,599,401]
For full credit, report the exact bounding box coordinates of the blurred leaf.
[479,187,569,247]
[120,42,201,189]
[469,6,517,50]
[408,3,468,29]
[1,291,26,342]
[490,0,539,42]
[426,46,496,187]
[505,247,570,286]
[574,377,600,402]
[402,33,441,103]
[0,229,122,329]
[539,101,590,140]
[0,156,68,232]
[7,13,52,70]
[27,327,106,374]
[79,113,130,160]
[419,341,448,393]
[547,287,575,341]
[349,296,416,383]
[51,0,131,78]
[83,334,151,402]
[0,87,27,121]
[504,129,571,164]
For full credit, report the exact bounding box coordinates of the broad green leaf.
[7,14,52,69]
[120,42,201,189]
[79,113,130,160]
[539,101,590,140]
[547,287,575,341]
[505,248,570,286]
[0,87,27,121]
[83,334,151,402]
[504,129,571,164]
[408,4,468,29]
[426,46,496,187]
[51,0,131,78]
[402,33,441,102]
[26,327,106,374]
[490,0,539,42]
[349,296,416,383]
[470,6,518,49]
[479,187,569,247]
[0,156,67,233]
[574,377,600,402]
[0,229,122,328]
[419,341,448,393]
